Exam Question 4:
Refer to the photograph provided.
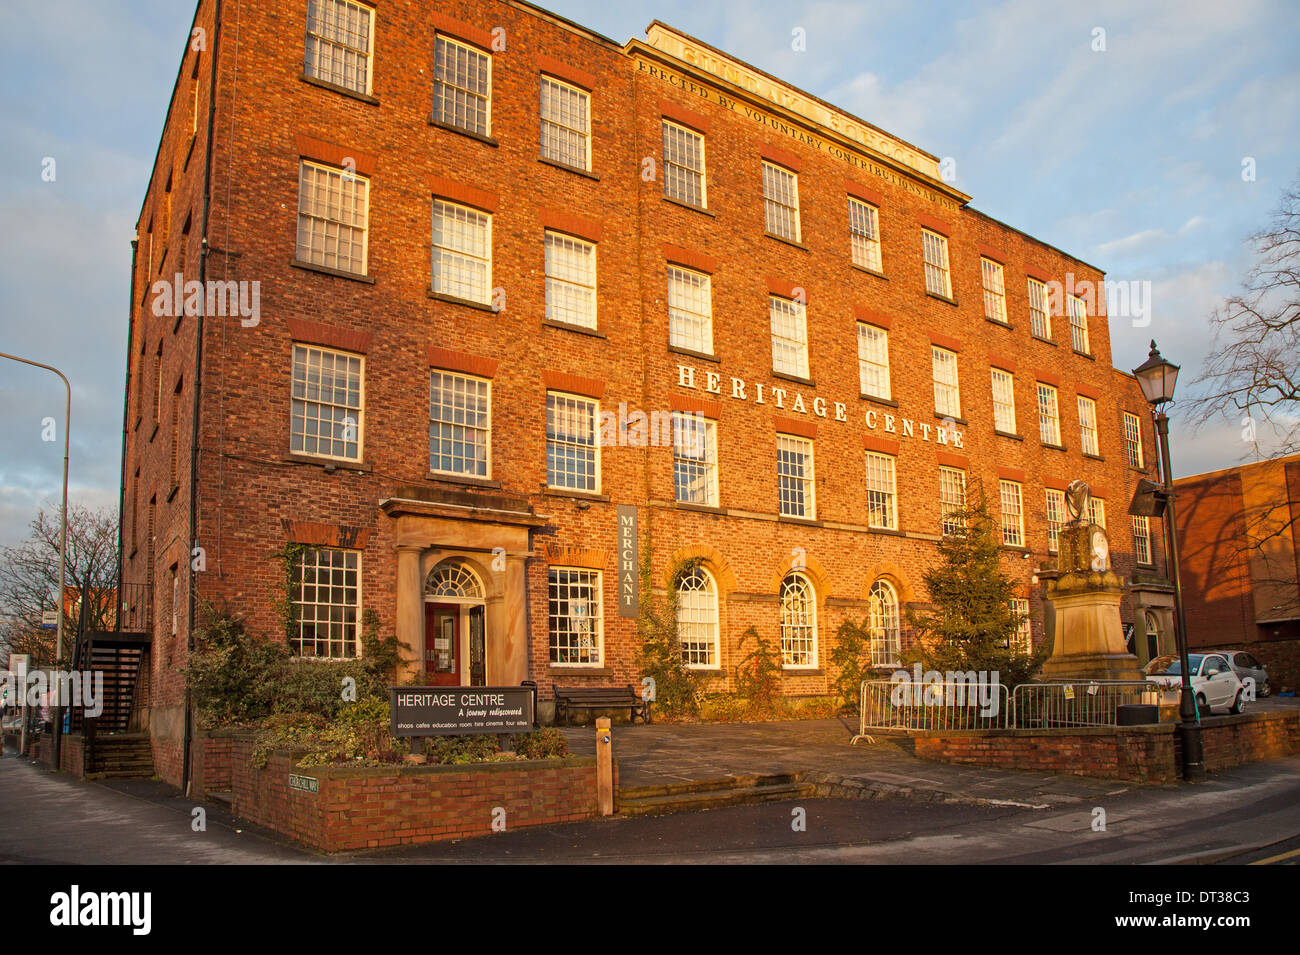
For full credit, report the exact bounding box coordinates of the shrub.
[733,627,782,717]
[635,551,707,718]
[829,619,875,714]
[511,728,569,760]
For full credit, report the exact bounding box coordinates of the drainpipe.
[183,0,222,796]
[118,241,136,637]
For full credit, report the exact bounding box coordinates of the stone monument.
[1038,480,1145,682]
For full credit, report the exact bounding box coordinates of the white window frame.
[672,412,719,507]
[1037,382,1062,446]
[1010,597,1031,654]
[546,391,600,492]
[1000,480,1024,547]
[1069,294,1091,354]
[676,566,719,669]
[291,548,362,659]
[1123,412,1144,469]
[1133,516,1153,566]
[1046,488,1066,553]
[429,369,491,478]
[544,230,597,329]
[1028,277,1052,339]
[982,257,1007,323]
[290,343,364,462]
[864,451,897,530]
[548,566,603,666]
[1089,497,1106,529]
[991,367,1017,434]
[296,159,370,276]
[779,571,818,669]
[770,295,810,379]
[777,434,815,520]
[857,323,891,400]
[662,120,706,208]
[762,161,801,242]
[868,579,901,668]
[431,198,492,305]
[922,229,952,298]
[848,196,882,272]
[304,0,375,96]
[932,346,961,418]
[539,75,591,171]
[939,466,966,537]
[433,34,491,136]
[1078,395,1099,456]
[667,266,714,355]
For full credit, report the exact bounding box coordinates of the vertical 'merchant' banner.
[617,505,638,617]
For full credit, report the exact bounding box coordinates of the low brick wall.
[911,709,1299,784]
[190,729,237,798]
[227,736,604,852]
[34,733,85,776]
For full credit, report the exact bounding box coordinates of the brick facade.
[124,0,1167,786]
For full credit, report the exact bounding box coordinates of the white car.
[1144,653,1246,715]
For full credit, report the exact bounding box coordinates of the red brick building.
[122,0,1166,785]
[1174,454,1300,692]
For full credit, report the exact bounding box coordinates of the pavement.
[563,717,1133,808]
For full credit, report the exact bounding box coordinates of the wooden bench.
[553,685,651,726]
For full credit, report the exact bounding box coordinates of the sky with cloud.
[0,0,1296,553]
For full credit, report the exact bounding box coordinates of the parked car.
[1211,650,1271,698]
[1144,653,1246,714]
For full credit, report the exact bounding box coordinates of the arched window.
[868,580,900,667]
[676,566,719,669]
[425,560,484,601]
[780,572,817,668]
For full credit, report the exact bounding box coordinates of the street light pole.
[1151,410,1205,780]
[1131,340,1204,782]
[0,351,71,767]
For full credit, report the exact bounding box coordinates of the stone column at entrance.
[394,544,424,681]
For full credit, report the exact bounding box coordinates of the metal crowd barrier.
[852,678,1161,743]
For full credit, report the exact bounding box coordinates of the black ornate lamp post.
[1131,340,1204,781]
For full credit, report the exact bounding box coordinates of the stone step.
[617,781,808,817]
[618,772,802,800]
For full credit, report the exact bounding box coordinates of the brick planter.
[226,735,604,852]
[190,728,238,798]
[910,708,1299,784]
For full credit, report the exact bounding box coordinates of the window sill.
[542,318,605,339]
[1083,452,1105,462]
[773,370,815,388]
[783,668,825,676]
[661,195,714,217]
[1073,349,1095,361]
[283,454,372,473]
[543,489,610,503]
[166,485,179,503]
[300,73,379,105]
[427,472,501,489]
[1129,465,1149,475]
[1032,335,1058,347]
[538,156,599,180]
[926,291,959,307]
[548,666,613,675]
[869,527,905,537]
[149,422,159,442]
[291,259,375,284]
[428,289,498,312]
[994,430,1024,441]
[128,546,138,560]
[1001,546,1031,555]
[182,132,197,171]
[674,502,725,515]
[778,515,821,527]
[133,415,142,432]
[985,317,1013,329]
[936,413,968,426]
[1041,442,1068,452]
[667,344,720,364]
[764,232,808,251]
[860,394,898,408]
[427,117,498,146]
[172,312,184,334]
[850,264,887,280]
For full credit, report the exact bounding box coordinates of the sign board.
[40,610,59,629]
[389,686,535,737]
[288,774,318,794]
[617,505,638,617]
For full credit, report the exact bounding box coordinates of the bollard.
[595,717,613,816]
